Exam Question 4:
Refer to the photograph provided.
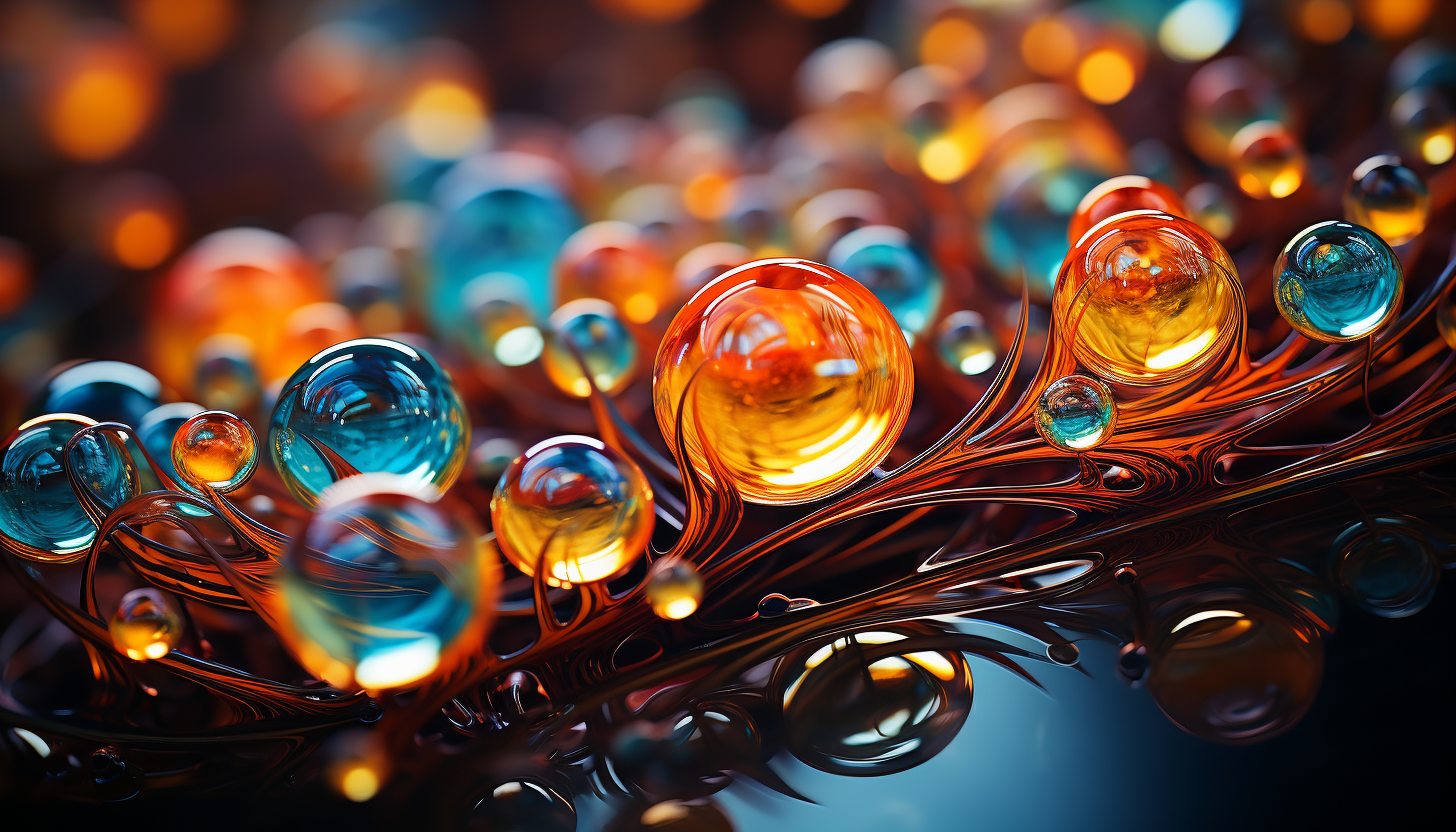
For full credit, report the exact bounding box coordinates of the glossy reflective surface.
[172,411,257,492]
[109,587,182,661]
[645,558,704,620]
[543,299,639,398]
[1067,175,1188,246]
[27,360,162,428]
[1035,374,1118,452]
[935,310,998,376]
[0,415,135,559]
[826,225,942,340]
[1332,518,1439,618]
[1342,156,1429,247]
[1228,121,1305,199]
[1274,221,1403,343]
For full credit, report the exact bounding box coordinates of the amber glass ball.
[1066,175,1189,246]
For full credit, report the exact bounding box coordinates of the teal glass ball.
[826,225,943,341]
[1273,221,1403,343]
[543,299,638,398]
[26,360,162,428]
[1035,374,1118,453]
[269,339,469,507]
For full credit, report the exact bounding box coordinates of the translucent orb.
[1184,182,1238,240]
[322,728,389,802]
[464,275,544,368]
[1035,375,1118,452]
[1343,155,1429,247]
[1273,221,1403,343]
[195,335,260,413]
[982,163,1111,300]
[776,630,972,775]
[109,587,182,661]
[491,436,654,586]
[276,475,497,692]
[1229,121,1306,199]
[935,310,998,376]
[653,259,914,505]
[645,558,703,620]
[543,299,639,398]
[1391,86,1456,166]
[269,339,469,507]
[825,225,943,341]
[1183,57,1288,165]
[555,221,673,326]
[1438,288,1456,349]
[172,411,257,493]
[1333,519,1439,618]
[0,415,136,560]
[136,402,204,482]
[675,241,751,300]
[265,301,362,384]
[1067,175,1189,245]
[27,360,161,428]
[1054,211,1242,385]
[468,779,577,832]
[1149,605,1321,744]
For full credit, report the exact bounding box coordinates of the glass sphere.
[1229,121,1306,199]
[543,299,638,398]
[195,336,261,413]
[172,411,257,493]
[1035,375,1118,452]
[136,402,204,482]
[1438,288,1456,349]
[1333,519,1439,618]
[555,221,673,326]
[464,274,545,368]
[265,301,362,385]
[269,338,470,507]
[276,475,497,692]
[1391,86,1456,166]
[645,558,704,620]
[1054,211,1242,385]
[1273,221,1403,343]
[27,360,162,428]
[1182,57,1288,166]
[653,259,914,505]
[825,225,943,341]
[1066,175,1189,246]
[1184,182,1238,241]
[109,587,182,661]
[675,241,751,300]
[935,310,998,376]
[982,163,1111,301]
[0,415,136,560]
[1342,155,1429,247]
[491,436,654,586]
[467,780,577,832]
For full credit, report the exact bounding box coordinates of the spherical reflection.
[277,475,497,692]
[1067,175,1189,246]
[1183,58,1288,166]
[109,587,182,661]
[136,402,204,483]
[645,558,704,620]
[1184,182,1238,241]
[543,299,639,398]
[776,630,971,775]
[935,310,998,377]
[1229,121,1306,199]
[467,779,577,832]
[1054,211,1242,385]
[826,226,943,341]
[555,222,673,326]
[1035,375,1118,452]
[1149,604,1322,744]
[1273,221,1403,343]
[27,360,162,428]
[172,411,256,493]
[1391,87,1456,165]
[1333,518,1439,618]
[491,436,654,586]
[1342,155,1429,247]
[653,259,914,505]
[269,339,469,507]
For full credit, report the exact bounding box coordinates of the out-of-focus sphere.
[41,28,161,162]
[1184,182,1238,241]
[797,38,896,113]
[1391,86,1456,165]
[543,299,638,398]
[1035,375,1118,452]
[1183,57,1288,166]
[554,221,673,326]
[277,475,497,692]
[1228,121,1306,199]
[269,339,469,507]
[26,360,162,428]
[653,259,914,505]
[826,226,943,342]
[491,436,654,586]
[136,402,204,482]
[675,241,752,300]
[1438,289,1456,349]
[265,302,362,384]
[1067,175,1189,245]
[0,415,136,560]
[467,779,578,832]
[1333,520,1439,618]
[172,411,257,493]
[634,801,735,832]
[1054,211,1242,384]
[195,334,260,413]
[645,558,704,620]
[109,587,182,661]
[470,291,543,369]
[935,311,998,376]
[1273,221,1403,342]
[791,189,888,260]
[0,237,30,315]
[1342,155,1429,247]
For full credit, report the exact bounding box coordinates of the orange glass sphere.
[149,228,325,397]
[1229,121,1306,199]
[41,27,161,162]
[263,301,362,384]
[653,259,914,505]
[1067,175,1189,245]
[171,410,257,493]
[555,221,674,326]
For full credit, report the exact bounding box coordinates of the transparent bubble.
[109,587,182,661]
[1229,121,1305,199]
[543,299,638,398]
[1342,155,1429,247]
[26,360,161,428]
[172,410,257,492]
[1035,375,1118,453]
[1274,221,1403,342]
[826,225,943,341]
[1067,175,1188,246]
[935,310,998,377]
[1333,518,1439,618]
[555,221,673,326]
[645,558,703,620]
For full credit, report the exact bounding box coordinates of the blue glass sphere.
[827,226,943,341]
[269,339,470,507]
[27,361,162,428]
[982,165,1105,301]
[137,402,205,482]
[543,299,638,398]
[1333,519,1439,619]
[1274,221,1403,343]
[277,475,497,691]
[1035,374,1118,453]
[0,415,136,560]
[429,153,581,330]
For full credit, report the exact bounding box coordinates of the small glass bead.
[645,558,704,620]
[1333,520,1439,618]
[935,310,998,376]
[27,360,161,428]
[543,299,639,398]
[1035,374,1118,452]
[268,338,470,507]
[1229,121,1305,199]
[109,587,182,661]
[465,276,543,367]
[826,225,943,342]
[1274,221,1403,342]
[1391,86,1456,166]
[491,436,653,586]
[1184,182,1238,241]
[1342,155,1429,247]
[172,411,257,492]
[555,221,673,326]
[1066,175,1188,246]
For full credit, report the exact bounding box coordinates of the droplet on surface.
[1046,642,1080,666]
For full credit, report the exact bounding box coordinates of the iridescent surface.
[172,411,257,492]
[1035,374,1118,452]
[0,414,135,559]
[109,587,182,661]
[936,310,998,376]
[825,225,943,341]
[1066,175,1188,246]
[26,360,162,428]
[491,436,654,586]
[542,298,639,398]
[645,558,704,620]
[1229,121,1305,199]
[1342,155,1429,247]
[277,475,495,692]
[269,338,469,507]
[554,221,673,326]
[654,259,914,505]
[1332,519,1439,618]
[1055,211,1240,384]
[136,401,204,482]
[1274,221,1403,342]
